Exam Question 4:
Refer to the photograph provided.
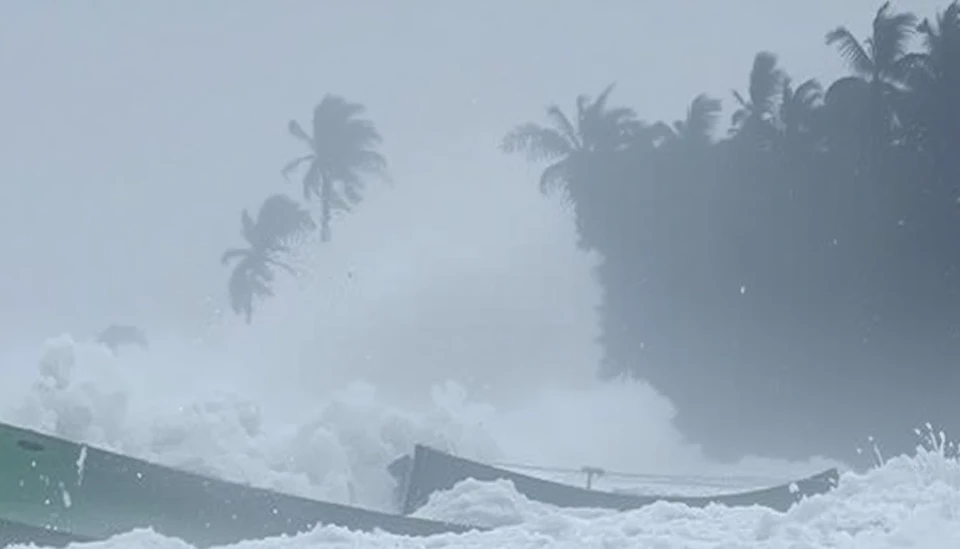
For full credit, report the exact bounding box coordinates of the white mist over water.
[0,157,838,513]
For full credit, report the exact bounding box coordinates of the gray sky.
[0,0,943,343]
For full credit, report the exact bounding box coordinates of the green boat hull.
[0,517,95,547]
[0,423,475,547]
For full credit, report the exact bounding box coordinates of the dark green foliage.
[507,2,960,456]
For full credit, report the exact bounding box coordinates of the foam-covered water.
[3,4,958,546]
[0,99,946,546]
[7,336,960,548]
[1,172,839,518]
[2,184,957,547]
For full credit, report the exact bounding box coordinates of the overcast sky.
[0,0,944,345]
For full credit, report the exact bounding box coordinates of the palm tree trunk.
[320,174,332,242]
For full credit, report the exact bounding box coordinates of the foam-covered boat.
[0,423,475,548]
[394,444,840,514]
[0,422,840,548]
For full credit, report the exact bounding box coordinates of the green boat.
[0,517,94,547]
[0,422,476,547]
[0,421,842,547]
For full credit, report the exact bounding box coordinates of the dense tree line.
[504,1,960,457]
[221,1,958,457]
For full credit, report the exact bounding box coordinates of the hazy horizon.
[0,0,951,471]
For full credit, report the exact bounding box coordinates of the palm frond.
[312,95,369,144]
[501,124,573,162]
[794,79,825,106]
[281,154,314,181]
[226,256,277,324]
[256,194,315,246]
[241,210,258,247]
[749,51,785,112]
[314,94,366,123]
[341,181,363,205]
[220,248,249,265]
[346,149,388,175]
[920,2,960,52]
[539,160,571,195]
[889,52,929,84]
[686,94,722,141]
[327,190,353,214]
[328,119,382,149]
[732,89,749,109]
[872,3,918,70]
[288,120,313,148]
[301,162,321,200]
[592,83,617,113]
[826,27,875,76]
[649,121,676,146]
[265,257,296,276]
[545,106,581,148]
[227,266,255,321]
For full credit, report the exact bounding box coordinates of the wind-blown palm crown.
[221,195,311,323]
[653,94,723,150]
[907,1,960,173]
[825,2,921,139]
[730,52,786,146]
[774,77,825,160]
[255,193,316,247]
[826,2,920,84]
[500,84,642,194]
[282,94,387,242]
[915,1,960,78]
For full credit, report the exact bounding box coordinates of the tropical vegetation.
[219,1,960,455]
[502,1,960,456]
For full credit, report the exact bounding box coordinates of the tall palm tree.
[824,2,920,164]
[221,195,312,323]
[500,84,642,195]
[730,52,786,148]
[282,94,387,242]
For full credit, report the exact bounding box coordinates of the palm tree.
[500,84,642,195]
[282,94,387,242]
[653,94,723,150]
[774,77,825,164]
[256,193,317,247]
[730,52,786,149]
[221,195,312,323]
[907,1,960,180]
[916,1,960,75]
[824,2,921,165]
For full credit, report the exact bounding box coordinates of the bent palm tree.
[824,2,920,163]
[221,196,311,323]
[501,84,641,195]
[654,94,723,150]
[775,77,824,163]
[282,95,387,242]
[730,52,786,148]
[256,193,317,247]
